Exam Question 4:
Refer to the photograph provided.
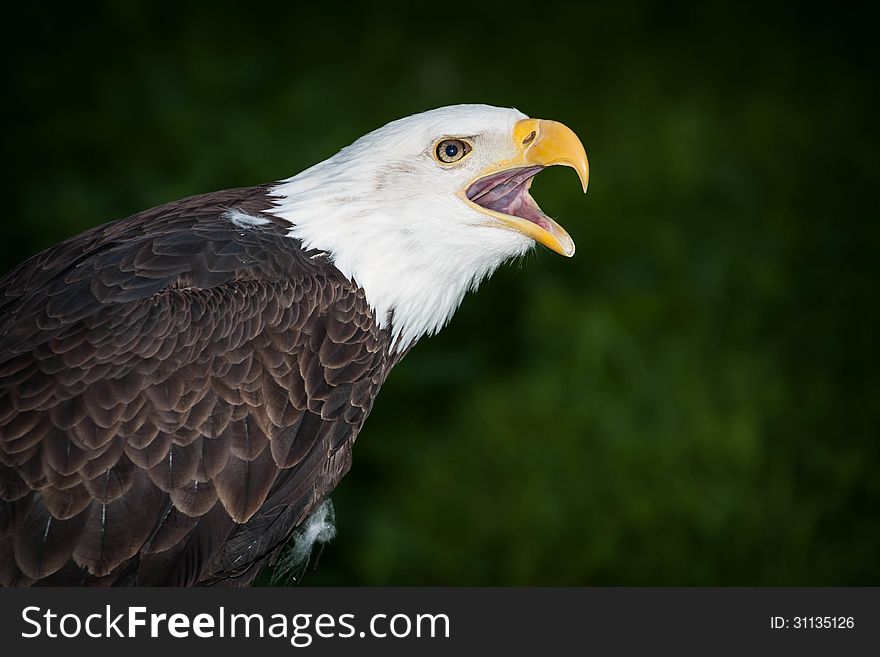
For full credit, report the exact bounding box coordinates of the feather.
[13,497,89,579]
[42,425,90,476]
[146,439,202,492]
[79,439,125,479]
[142,505,199,554]
[82,455,136,503]
[213,445,278,524]
[136,501,235,586]
[0,465,30,501]
[169,479,218,518]
[226,415,270,461]
[41,484,92,520]
[71,471,163,577]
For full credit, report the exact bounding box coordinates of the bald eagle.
[0,105,588,586]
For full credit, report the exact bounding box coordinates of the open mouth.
[465,166,552,231]
[464,165,575,256]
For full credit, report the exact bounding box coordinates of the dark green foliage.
[3,1,877,584]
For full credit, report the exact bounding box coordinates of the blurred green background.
[3,1,878,585]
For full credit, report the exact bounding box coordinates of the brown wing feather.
[0,186,398,586]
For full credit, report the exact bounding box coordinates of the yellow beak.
[514,118,589,193]
[463,118,589,257]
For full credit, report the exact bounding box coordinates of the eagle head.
[269,104,589,348]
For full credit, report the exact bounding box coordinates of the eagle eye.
[435,138,471,164]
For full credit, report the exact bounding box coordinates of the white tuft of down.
[226,208,271,228]
[272,499,336,584]
[268,104,535,351]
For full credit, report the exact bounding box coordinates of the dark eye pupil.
[445,143,459,158]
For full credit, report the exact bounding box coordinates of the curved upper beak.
[463,118,589,257]
[514,118,589,193]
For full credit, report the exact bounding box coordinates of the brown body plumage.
[0,186,403,585]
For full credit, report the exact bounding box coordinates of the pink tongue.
[467,166,550,227]
[505,194,552,230]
